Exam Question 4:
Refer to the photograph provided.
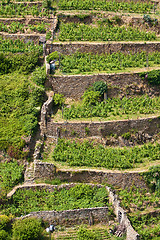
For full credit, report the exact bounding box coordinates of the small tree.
[82,90,100,106]
[93,81,107,96]
[53,93,65,107]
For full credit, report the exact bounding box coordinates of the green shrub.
[0,52,39,75]
[12,218,43,240]
[53,93,65,107]
[0,161,24,192]
[122,132,131,140]
[31,66,46,86]
[93,81,107,96]
[0,215,11,231]
[139,70,160,85]
[0,230,8,240]
[46,51,59,63]
[82,90,100,106]
[143,165,160,193]
[46,30,52,40]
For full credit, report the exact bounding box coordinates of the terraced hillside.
[0,0,160,239]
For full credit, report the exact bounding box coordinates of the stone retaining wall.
[33,161,148,190]
[46,73,160,99]
[0,33,43,43]
[45,42,160,55]
[20,207,109,226]
[44,116,160,139]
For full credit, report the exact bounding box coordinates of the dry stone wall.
[0,33,42,43]
[33,161,147,190]
[46,73,160,99]
[19,207,109,226]
[43,116,160,139]
[45,42,160,55]
[107,186,139,240]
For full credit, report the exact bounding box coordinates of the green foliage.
[46,30,52,40]
[143,14,158,26]
[129,214,160,240]
[0,3,52,18]
[0,161,24,192]
[78,226,102,240]
[29,22,48,33]
[93,81,107,96]
[121,132,131,140]
[140,69,160,85]
[0,73,44,156]
[12,218,43,240]
[0,38,43,54]
[2,184,108,216]
[0,215,11,231]
[118,186,159,212]
[30,66,46,87]
[0,22,25,33]
[0,230,8,240]
[46,51,59,63]
[52,139,160,169]
[82,91,100,106]
[59,23,156,42]
[43,0,52,9]
[0,52,40,75]
[58,0,154,13]
[53,93,65,107]
[143,165,160,193]
[63,95,160,119]
[60,51,160,74]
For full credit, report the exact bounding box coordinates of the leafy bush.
[0,161,24,192]
[46,30,52,40]
[129,213,160,239]
[0,230,8,240]
[0,215,11,231]
[0,52,40,75]
[143,15,158,26]
[53,93,65,107]
[93,81,107,96]
[143,165,160,193]
[30,66,46,86]
[140,69,160,85]
[46,51,59,63]
[82,90,100,106]
[12,218,43,240]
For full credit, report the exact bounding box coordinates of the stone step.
[24,162,35,183]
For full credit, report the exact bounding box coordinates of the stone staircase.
[24,162,35,183]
